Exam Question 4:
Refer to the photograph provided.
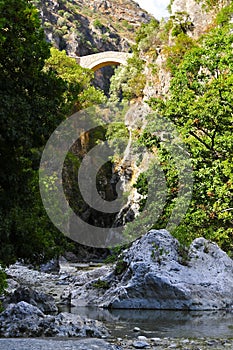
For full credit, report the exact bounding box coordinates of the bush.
[0,268,7,310]
[93,19,104,30]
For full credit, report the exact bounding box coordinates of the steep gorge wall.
[143,0,231,100]
[171,0,215,38]
[34,0,152,57]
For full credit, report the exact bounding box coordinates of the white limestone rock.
[71,230,233,310]
[0,301,109,338]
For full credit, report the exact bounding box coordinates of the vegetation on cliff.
[31,0,151,56]
[119,1,233,254]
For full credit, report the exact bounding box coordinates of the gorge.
[0,0,232,349]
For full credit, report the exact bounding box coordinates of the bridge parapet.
[78,51,132,71]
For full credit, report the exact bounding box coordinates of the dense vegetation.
[0,0,105,275]
[118,2,232,255]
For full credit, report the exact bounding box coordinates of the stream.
[62,306,233,339]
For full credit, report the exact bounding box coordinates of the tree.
[148,19,233,253]
[0,0,70,267]
[109,54,146,102]
[44,48,106,112]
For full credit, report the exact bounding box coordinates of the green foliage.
[93,19,104,30]
[151,243,169,264]
[170,12,194,36]
[109,54,146,102]
[0,268,7,310]
[216,2,233,26]
[114,259,128,275]
[92,278,109,289]
[147,22,233,253]
[177,244,190,266]
[135,19,160,56]
[0,0,76,266]
[105,122,129,156]
[44,47,106,112]
[0,0,106,267]
[122,20,133,30]
[163,33,196,74]
[195,0,222,11]
[159,18,173,43]
[104,244,125,263]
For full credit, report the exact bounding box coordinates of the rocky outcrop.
[171,0,231,38]
[0,301,109,338]
[34,0,152,57]
[4,261,112,306]
[0,338,119,350]
[3,286,58,314]
[143,0,231,100]
[69,230,233,310]
[171,0,214,38]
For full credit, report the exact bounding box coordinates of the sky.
[135,0,170,19]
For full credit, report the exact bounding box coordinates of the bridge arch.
[78,51,132,71]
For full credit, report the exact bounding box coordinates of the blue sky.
[135,0,170,19]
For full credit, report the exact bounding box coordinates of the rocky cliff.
[143,0,232,99]
[33,0,152,57]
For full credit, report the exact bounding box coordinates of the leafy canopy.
[44,47,106,112]
[147,19,233,253]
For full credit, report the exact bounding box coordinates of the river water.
[66,306,233,339]
[0,308,232,349]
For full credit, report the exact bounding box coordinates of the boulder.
[71,230,233,310]
[0,301,109,338]
[40,258,60,273]
[4,286,58,313]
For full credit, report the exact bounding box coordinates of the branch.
[189,130,213,151]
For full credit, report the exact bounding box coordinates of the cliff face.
[171,0,215,38]
[33,0,152,57]
[143,0,231,100]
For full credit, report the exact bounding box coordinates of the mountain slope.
[32,0,152,57]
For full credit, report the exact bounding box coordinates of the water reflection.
[67,306,233,338]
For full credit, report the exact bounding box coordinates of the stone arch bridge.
[77,51,133,71]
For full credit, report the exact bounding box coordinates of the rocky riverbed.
[0,336,233,349]
[0,230,232,349]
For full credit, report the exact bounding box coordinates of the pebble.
[151,337,162,342]
[133,327,141,332]
[138,336,148,341]
[132,340,150,349]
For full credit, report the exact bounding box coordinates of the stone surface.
[71,230,233,310]
[0,301,109,338]
[0,337,233,350]
[171,0,230,38]
[133,340,150,348]
[40,258,60,273]
[35,0,152,57]
[4,286,58,313]
[0,338,119,350]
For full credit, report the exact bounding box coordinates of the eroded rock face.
[3,286,58,314]
[36,0,152,57]
[171,0,214,38]
[0,301,109,338]
[70,230,233,310]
